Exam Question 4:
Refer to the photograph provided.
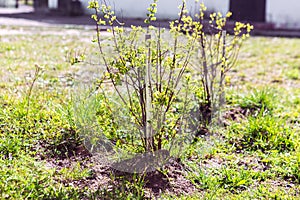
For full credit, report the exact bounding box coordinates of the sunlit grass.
[0,25,299,199]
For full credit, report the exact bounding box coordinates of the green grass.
[0,155,83,199]
[0,25,299,199]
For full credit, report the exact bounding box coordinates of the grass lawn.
[0,25,299,199]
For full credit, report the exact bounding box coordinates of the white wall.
[49,0,58,9]
[81,0,230,19]
[202,0,229,15]
[266,0,300,29]
[0,0,16,7]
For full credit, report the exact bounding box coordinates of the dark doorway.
[230,0,266,22]
[58,0,83,16]
[34,0,48,12]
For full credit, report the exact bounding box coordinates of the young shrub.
[185,4,253,125]
[83,0,252,172]
[85,0,198,172]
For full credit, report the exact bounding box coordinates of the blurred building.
[34,0,83,15]
[0,0,18,8]
[31,0,300,29]
[83,0,300,29]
